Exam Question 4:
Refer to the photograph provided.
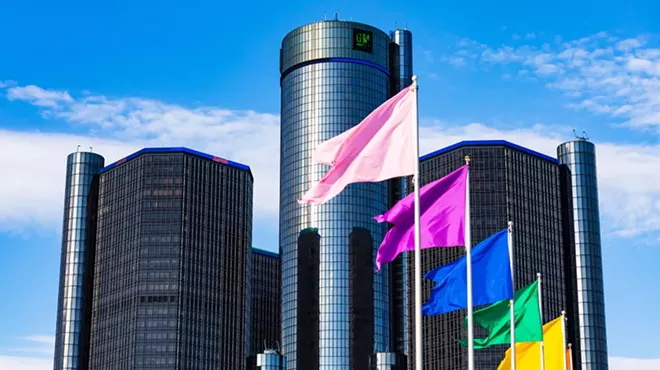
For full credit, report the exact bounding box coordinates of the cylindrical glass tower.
[53,150,105,370]
[557,139,609,370]
[389,28,412,357]
[279,20,411,370]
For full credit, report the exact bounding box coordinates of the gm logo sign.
[353,29,373,53]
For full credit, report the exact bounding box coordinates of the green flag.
[460,280,543,349]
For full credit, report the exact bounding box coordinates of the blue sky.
[2,0,660,369]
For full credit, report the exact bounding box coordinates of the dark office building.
[407,140,576,370]
[87,147,253,370]
[279,19,412,370]
[251,248,281,354]
[53,150,105,370]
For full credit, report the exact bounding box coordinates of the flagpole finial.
[537,272,542,279]
[562,310,566,315]
[508,220,513,230]
[568,343,572,348]
[465,155,471,164]
[412,75,417,83]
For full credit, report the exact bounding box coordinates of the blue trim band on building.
[100,147,251,174]
[421,140,558,163]
[252,247,280,258]
[280,57,390,84]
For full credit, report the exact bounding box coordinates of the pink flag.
[298,85,415,205]
[375,165,468,270]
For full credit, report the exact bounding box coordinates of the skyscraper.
[279,19,412,370]
[558,138,608,370]
[53,150,105,370]
[250,248,281,354]
[87,147,253,370]
[408,140,577,370]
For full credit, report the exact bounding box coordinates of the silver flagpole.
[410,76,423,370]
[508,221,516,370]
[465,156,473,370]
[538,273,545,370]
[562,311,568,370]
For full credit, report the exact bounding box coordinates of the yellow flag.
[497,316,565,370]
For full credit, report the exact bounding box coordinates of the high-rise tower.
[279,20,412,370]
[408,141,577,370]
[250,248,281,355]
[53,150,105,370]
[558,139,608,370]
[87,148,253,370]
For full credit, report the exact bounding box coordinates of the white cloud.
[4,82,660,240]
[442,33,660,130]
[447,56,466,67]
[19,336,55,346]
[481,47,525,63]
[7,85,74,108]
[0,84,280,231]
[617,38,644,51]
[418,123,660,238]
[610,357,660,370]
[626,57,660,75]
[0,356,50,370]
[536,63,562,75]
[0,130,139,232]
[525,32,537,40]
[0,335,54,369]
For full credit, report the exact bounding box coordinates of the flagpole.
[465,156,473,370]
[562,311,568,370]
[410,76,424,370]
[508,221,516,370]
[568,343,573,370]
[537,272,545,370]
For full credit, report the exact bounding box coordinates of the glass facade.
[53,151,105,370]
[558,139,608,370]
[87,149,253,370]
[254,350,286,370]
[279,20,412,370]
[388,29,413,358]
[368,352,407,370]
[251,248,281,354]
[408,142,575,370]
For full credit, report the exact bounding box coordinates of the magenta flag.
[298,85,415,205]
[375,164,468,270]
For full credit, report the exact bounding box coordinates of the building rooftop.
[251,247,279,258]
[420,140,557,163]
[100,147,251,174]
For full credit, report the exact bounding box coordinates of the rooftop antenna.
[335,12,339,20]
[405,21,408,30]
[395,21,398,30]
[276,340,281,353]
[76,145,81,152]
[263,339,267,351]
[572,129,589,140]
[89,146,93,152]
[324,12,326,21]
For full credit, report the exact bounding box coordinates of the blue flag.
[422,229,513,316]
